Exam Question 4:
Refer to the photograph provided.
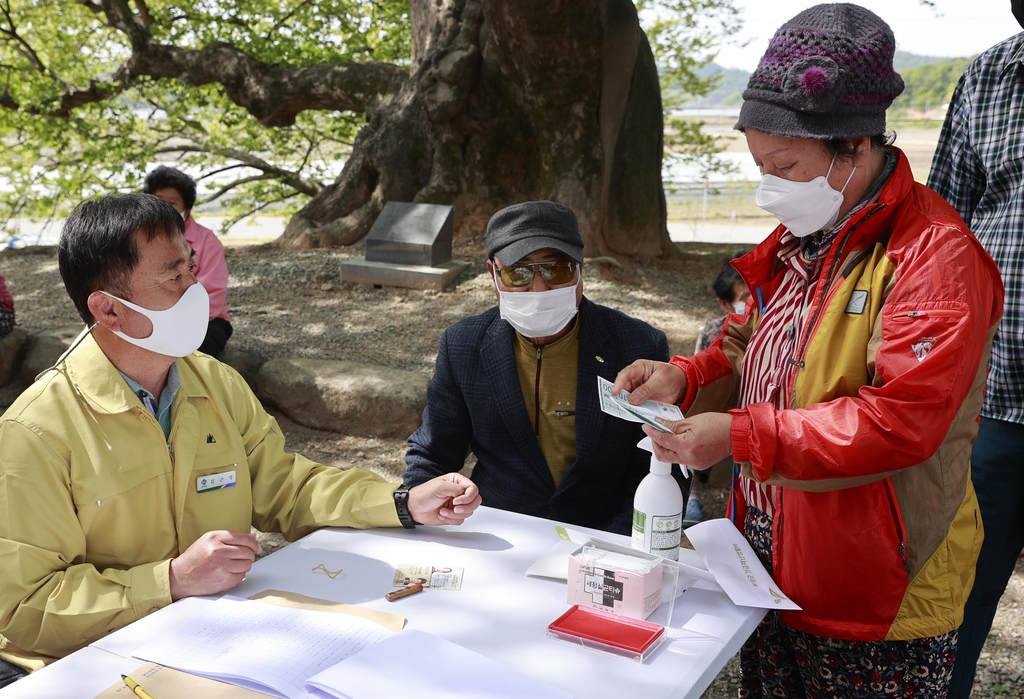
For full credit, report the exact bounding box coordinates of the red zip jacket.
[675,148,1003,641]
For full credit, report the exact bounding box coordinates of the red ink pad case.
[547,604,666,662]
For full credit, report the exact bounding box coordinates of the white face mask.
[734,302,746,315]
[754,156,857,238]
[495,270,580,338]
[100,283,210,357]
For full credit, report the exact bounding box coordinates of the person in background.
[614,4,1003,695]
[927,4,1024,695]
[0,194,481,685]
[143,166,232,357]
[694,252,751,356]
[404,200,688,535]
[685,251,750,526]
[0,274,13,339]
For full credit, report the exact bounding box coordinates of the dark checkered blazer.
[404,297,689,535]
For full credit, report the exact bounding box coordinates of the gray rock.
[21,327,83,383]
[257,359,428,438]
[0,327,30,387]
[217,348,264,391]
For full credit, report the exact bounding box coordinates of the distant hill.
[892,50,957,72]
[677,63,750,108]
[679,51,967,109]
[892,56,976,111]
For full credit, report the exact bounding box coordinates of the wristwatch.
[393,484,417,529]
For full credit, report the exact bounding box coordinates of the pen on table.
[385,583,424,601]
[121,674,156,699]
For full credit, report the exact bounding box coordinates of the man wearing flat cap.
[403,201,689,534]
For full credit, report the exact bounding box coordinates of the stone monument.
[341,202,469,291]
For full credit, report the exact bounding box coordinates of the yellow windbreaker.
[0,334,401,670]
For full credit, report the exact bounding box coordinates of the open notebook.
[132,597,571,699]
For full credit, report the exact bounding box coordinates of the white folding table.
[0,506,765,698]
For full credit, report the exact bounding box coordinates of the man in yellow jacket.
[0,194,481,681]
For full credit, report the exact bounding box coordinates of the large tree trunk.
[281,0,672,257]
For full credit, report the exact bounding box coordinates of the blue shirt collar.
[118,363,181,440]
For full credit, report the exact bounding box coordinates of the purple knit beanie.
[735,3,905,139]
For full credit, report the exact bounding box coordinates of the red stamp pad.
[548,604,665,655]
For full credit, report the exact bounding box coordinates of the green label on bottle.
[632,508,646,533]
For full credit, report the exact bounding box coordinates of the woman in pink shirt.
[143,166,233,356]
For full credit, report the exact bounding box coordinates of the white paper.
[684,518,801,610]
[525,539,578,579]
[679,612,731,641]
[305,629,573,699]
[131,597,392,699]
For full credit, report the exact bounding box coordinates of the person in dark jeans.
[927,8,1024,695]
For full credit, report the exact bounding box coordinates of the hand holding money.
[611,359,688,407]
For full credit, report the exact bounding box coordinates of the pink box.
[567,545,664,620]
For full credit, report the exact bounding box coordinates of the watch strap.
[393,484,417,529]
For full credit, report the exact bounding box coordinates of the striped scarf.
[737,233,820,518]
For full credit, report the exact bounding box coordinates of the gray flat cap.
[486,201,584,265]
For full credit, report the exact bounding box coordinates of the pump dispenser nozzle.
[636,437,690,479]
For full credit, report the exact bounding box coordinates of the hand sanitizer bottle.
[632,437,683,561]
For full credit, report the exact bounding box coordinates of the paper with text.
[131,597,392,699]
[305,629,573,699]
[685,518,801,610]
[247,590,405,633]
[93,662,267,699]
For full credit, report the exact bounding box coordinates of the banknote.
[596,376,683,432]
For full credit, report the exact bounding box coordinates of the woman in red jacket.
[615,4,1003,697]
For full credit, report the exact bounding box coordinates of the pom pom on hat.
[801,67,831,95]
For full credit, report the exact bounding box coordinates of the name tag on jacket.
[197,469,237,493]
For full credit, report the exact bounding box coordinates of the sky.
[715,0,1021,72]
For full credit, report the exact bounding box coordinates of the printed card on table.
[393,564,464,590]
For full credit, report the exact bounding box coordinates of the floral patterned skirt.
[0,308,13,339]
[739,507,957,699]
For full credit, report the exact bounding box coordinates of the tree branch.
[0,76,127,118]
[0,0,88,95]
[59,0,410,127]
[265,0,313,42]
[77,0,103,13]
[202,173,275,203]
[218,191,300,234]
[194,163,251,180]
[155,143,324,197]
[133,0,154,27]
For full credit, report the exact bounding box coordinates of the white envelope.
[684,518,801,610]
